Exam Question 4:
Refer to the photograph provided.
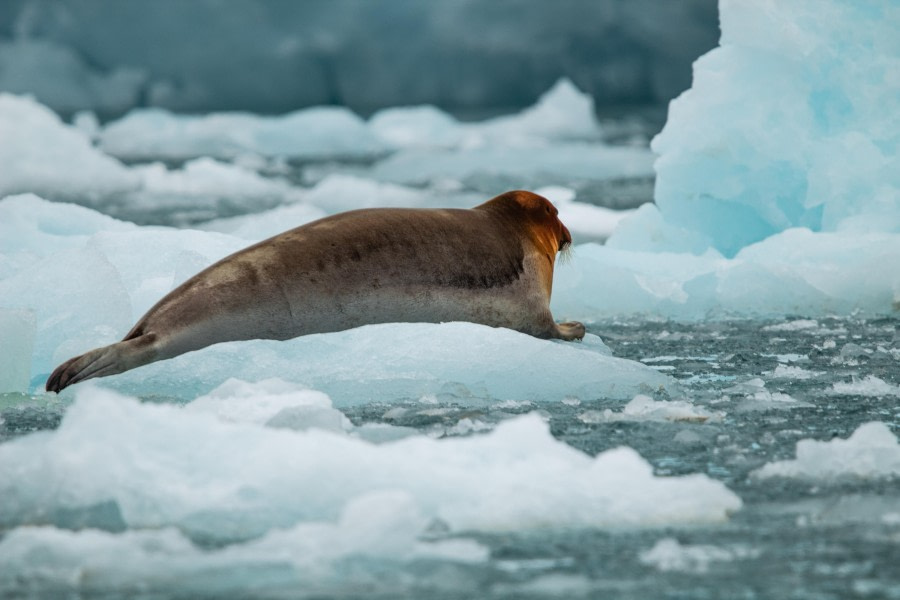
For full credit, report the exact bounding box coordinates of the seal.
[46,190,584,392]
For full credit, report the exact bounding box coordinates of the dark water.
[2,317,899,599]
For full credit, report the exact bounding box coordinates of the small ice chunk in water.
[0,309,36,393]
[579,395,723,424]
[640,537,759,574]
[828,375,900,398]
[184,378,346,431]
[753,422,900,481]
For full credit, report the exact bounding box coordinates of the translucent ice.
[0,387,742,542]
[753,422,900,480]
[100,106,390,162]
[627,0,900,257]
[93,323,674,405]
[0,309,35,392]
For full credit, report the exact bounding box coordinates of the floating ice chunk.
[0,309,35,393]
[368,105,464,149]
[92,324,671,404]
[367,79,601,151]
[0,39,145,115]
[649,1,900,257]
[185,378,346,431]
[0,94,139,202]
[475,78,602,142]
[199,202,328,240]
[0,387,741,542]
[201,174,479,241]
[725,378,814,411]
[117,158,305,225]
[99,106,389,162]
[762,319,819,332]
[768,365,821,380]
[302,173,476,213]
[0,194,134,271]
[71,110,100,140]
[579,395,723,424]
[0,493,486,595]
[828,376,900,398]
[753,422,900,481]
[640,537,759,574]
[369,143,655,190]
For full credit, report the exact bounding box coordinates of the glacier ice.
[753,422,900,481]
[0,386,742,541]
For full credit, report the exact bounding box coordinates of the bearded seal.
[46,190,584,392]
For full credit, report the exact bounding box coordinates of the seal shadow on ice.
[46,190,585,392]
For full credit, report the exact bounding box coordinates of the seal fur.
[46,190,584,392]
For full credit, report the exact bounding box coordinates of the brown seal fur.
[46,190,584,392]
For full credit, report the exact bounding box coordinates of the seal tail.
[46,333,159,393]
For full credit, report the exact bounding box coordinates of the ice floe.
[0,387,742,542]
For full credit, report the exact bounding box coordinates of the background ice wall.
[0,0,718,118]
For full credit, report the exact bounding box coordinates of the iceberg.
[647,0,900,256]
[573,0,900,319]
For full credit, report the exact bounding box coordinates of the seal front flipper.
[46,333,159,393]
[555,321,585,341]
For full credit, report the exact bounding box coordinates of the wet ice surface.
[1,317,898,599]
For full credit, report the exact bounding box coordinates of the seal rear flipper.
[45,333,159,393]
